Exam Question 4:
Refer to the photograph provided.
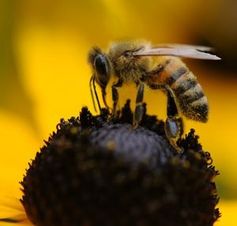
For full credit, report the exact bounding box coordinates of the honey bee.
[88,40,220,150]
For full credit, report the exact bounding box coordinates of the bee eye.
[94,54,109,76]
[93,53,111,89]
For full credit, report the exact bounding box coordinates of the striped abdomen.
[148,57,208,122]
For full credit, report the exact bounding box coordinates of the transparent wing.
[134,47,221,60]
[153,43,214,52]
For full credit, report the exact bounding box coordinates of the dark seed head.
[21,101,220,226]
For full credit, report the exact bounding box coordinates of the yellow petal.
[18,28,94,139]
[0,111,39,223]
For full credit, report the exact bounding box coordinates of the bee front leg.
[165,86,183,152]
[133,83,145,128]
[112,79,123,116]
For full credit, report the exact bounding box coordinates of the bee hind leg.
[165,86,183,152]
[133,83,145,128]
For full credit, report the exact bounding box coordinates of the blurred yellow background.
[0,0,237,225]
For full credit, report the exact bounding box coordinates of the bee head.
[88,47,112,89]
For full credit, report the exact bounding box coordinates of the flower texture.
[5,101,220,226]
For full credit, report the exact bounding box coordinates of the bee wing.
[153,44,214,52]
[134,47,221,60]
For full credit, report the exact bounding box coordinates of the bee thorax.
[113,60,146,83]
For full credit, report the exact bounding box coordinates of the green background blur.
[0,0,237,225]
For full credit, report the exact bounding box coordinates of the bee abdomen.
[188,96,208,122]
[169,69,196,93]
[171,71,208,122]
[179,84,204,105]
[165,66,188,86]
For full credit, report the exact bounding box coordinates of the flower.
[1,101,220,226]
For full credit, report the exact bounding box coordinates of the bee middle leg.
[133,83,145,128]
[164,86,183,151]
[112,79,123,116]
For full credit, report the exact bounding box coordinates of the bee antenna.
[89,75,98,113]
